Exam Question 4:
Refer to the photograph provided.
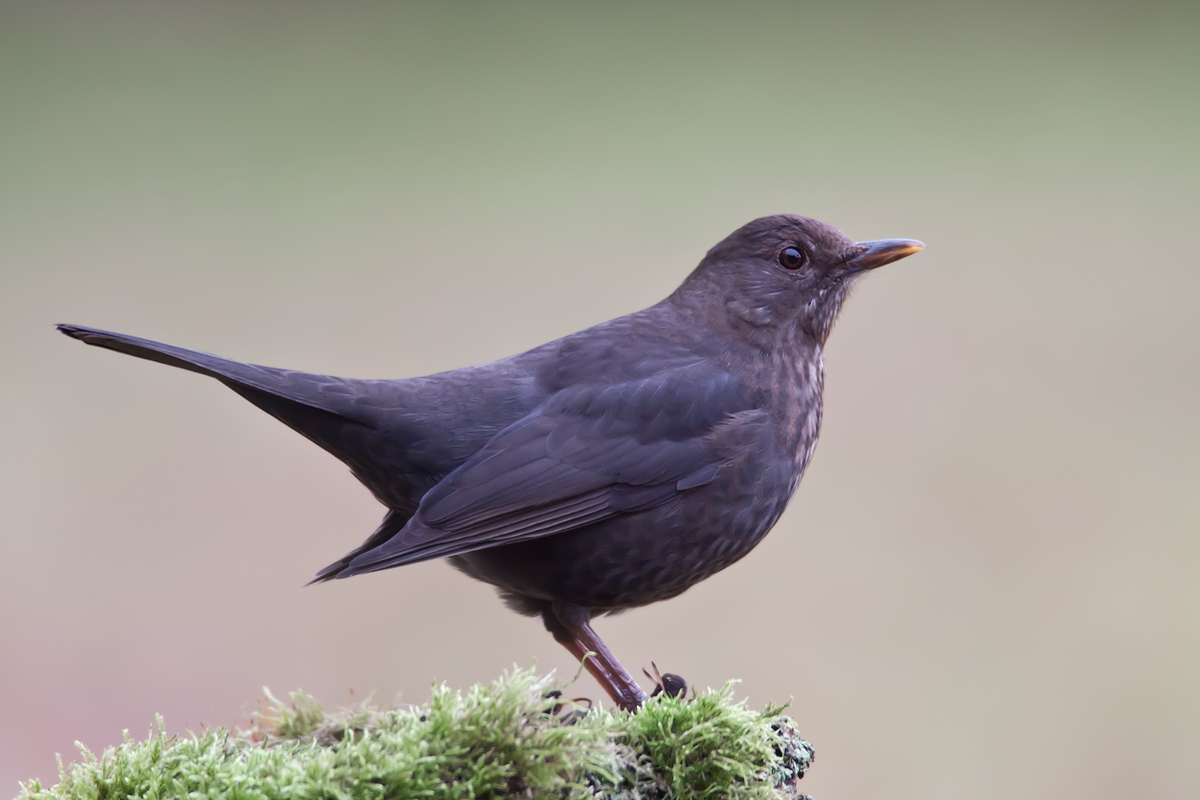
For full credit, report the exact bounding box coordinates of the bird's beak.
[844,239,926,272]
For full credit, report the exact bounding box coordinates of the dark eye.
[779,246,806,270]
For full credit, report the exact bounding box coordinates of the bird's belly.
[450,467,797,613]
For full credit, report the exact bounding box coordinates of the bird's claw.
[542,689,593,723]
[643,661,688,699]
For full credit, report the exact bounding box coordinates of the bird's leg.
[543,602,648,712]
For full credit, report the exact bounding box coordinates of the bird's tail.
[59,324,346,409]
[58,324,233,377]
[57,323,382,451]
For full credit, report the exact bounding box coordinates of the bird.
[58,214,924,711]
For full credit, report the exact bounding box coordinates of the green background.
[2,2,1197,797]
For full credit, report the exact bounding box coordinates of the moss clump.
[16,669,813,800]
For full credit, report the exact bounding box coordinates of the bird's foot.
[644,661,688,699]
[542,689,593,724]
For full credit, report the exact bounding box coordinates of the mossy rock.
[16,669,813,800]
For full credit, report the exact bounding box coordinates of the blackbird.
[58,214,923,710]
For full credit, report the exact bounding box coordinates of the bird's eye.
[779,247,807,270]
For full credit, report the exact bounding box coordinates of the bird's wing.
[338,364,761,575]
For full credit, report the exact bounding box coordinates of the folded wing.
[331,364,758,576]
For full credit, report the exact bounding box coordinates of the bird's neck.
[661,289,823,366]
[800,279,857,346]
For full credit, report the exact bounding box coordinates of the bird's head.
[675,214,924,346]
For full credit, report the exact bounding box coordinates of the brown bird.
[58,215,923,710]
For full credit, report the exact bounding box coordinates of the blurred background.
[1,1,1197,797]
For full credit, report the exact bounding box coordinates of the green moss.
[16,669,813,800]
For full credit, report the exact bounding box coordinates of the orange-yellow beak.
[845,238,926,272]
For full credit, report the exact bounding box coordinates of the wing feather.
[340,365,760,576]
